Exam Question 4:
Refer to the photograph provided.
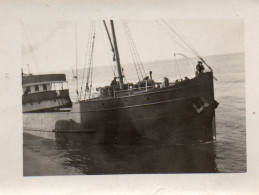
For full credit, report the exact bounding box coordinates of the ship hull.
[23,72,217,144]
[78,72,216,144]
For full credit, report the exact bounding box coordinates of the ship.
[23,20,218,144]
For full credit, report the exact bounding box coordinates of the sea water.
[23,53,246,175]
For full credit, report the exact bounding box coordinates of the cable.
[123,21,141,81]
[74,22,79,100]
[155,20,194,56]
[80,21,94,100]
[122,21,147,80]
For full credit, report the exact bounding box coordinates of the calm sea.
[23,53,246,175]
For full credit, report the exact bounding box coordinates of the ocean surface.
[23,53,246,175]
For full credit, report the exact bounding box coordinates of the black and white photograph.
[21,19,246,176]
[2,1,259,194]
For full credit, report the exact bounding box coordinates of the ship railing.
[113,81,164,98]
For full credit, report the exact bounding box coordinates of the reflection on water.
[23,133,218,175]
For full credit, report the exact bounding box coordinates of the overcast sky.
[21,19,244,74]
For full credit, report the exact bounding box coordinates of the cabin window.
[43,84,47,91]
[25,86,30,93]
[34,85,39,91]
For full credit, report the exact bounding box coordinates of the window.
[25,86,30,93]
[43,84,47,91]
[34,85,39,91]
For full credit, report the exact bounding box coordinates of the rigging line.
[128,25,147,77]
[170,21,201,57]
[155,20,194,56]
[122,21,141,81]
[123,23,143,81]
[75,22,79,100]
[89,32,95,99]
[174,52,195,73]
[123,21,143,79]
[123,21,147,78]
[87,28,95,83]
[79,23,90,99]
[164,20,214,75]
[162,20,199,57]
[98,21,116,77]
[84,22,96,100]
[80,21,94,99]
[83,21,95,96]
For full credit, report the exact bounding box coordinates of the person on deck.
[164,77,169,87]
[110,77,118,87]
[196,61,205,76]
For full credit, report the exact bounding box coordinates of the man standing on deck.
[196,61,205,75]
[110,77,118,87]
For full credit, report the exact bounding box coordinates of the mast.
[110,20,124,84]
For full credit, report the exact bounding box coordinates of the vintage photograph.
[22,19,245,176]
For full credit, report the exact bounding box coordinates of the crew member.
[110,77,118,87]
[196,61,205,75]
[164,77,169,87]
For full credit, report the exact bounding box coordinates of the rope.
[79,21,94,100]
[123,21,141,81]
[162,20,198,57]
[155,20,194,56]
[84,22,96,100]
[161,20,214,74]
[124,21,147,77]
[170,21,201,57]
[123,21,147,80]
[74,22,79,100]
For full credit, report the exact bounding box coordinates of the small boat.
[22,73,72,112]
[22,20,218,144]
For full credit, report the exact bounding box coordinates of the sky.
[21,19,244,74]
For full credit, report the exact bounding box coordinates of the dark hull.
[56,72,217,144]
